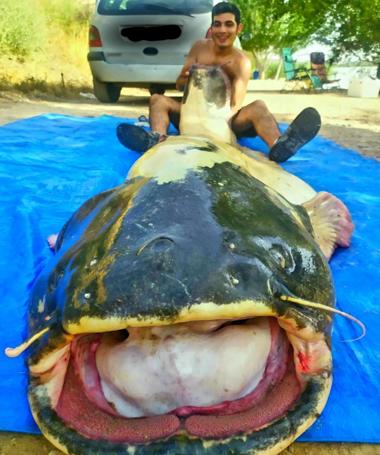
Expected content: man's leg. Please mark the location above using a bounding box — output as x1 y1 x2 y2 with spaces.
231 100 280 145
117 95 181 153
231 101 321 163
149 94 181 135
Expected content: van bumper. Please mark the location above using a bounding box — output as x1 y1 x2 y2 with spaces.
88 55 182 86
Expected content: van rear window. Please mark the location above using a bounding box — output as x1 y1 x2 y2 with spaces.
98 0 213 15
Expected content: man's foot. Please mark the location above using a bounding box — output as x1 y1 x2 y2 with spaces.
116 123 162 153
269 107 321 163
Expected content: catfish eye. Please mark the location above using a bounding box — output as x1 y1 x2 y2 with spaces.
136 236 175 256
269 244 295 272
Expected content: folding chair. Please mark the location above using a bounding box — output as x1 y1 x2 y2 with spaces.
282 48 338 89
282 48 313 87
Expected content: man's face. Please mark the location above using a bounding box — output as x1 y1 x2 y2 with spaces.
210 12 243 48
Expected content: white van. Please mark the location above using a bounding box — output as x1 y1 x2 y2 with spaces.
88 0 217 102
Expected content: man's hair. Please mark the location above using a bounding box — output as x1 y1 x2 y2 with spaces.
211 2 241 24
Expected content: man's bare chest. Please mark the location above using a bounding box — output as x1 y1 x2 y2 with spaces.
195 53 237 80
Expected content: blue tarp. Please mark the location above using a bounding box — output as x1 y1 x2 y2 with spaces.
0 114 379 442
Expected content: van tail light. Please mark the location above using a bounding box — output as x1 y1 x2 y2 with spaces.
89 25 102 47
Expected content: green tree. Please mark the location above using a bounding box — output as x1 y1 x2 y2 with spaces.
231 0 331 77
315 0 380 63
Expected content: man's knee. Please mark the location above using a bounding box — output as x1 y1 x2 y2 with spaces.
247 99 269 114
234 100 269 125
149 93 167 109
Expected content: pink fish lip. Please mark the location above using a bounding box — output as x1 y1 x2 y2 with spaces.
29 316 332 444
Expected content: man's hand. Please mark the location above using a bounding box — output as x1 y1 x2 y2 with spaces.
176 69 190 91
175 40 204 91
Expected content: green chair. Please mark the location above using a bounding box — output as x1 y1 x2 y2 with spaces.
281 48 312 84
281 48 337 89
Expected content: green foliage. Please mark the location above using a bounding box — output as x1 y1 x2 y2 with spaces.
265 61 284 79
230 0 380 66
230 0 332 77
314 0 380 62
0 0 46 57
231 0 329 53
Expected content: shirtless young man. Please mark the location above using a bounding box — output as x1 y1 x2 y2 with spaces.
116 1 321 163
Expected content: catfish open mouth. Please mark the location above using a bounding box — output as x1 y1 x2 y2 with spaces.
29 317 332 446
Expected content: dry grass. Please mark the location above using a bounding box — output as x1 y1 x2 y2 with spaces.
0 2 92 99
0 52 92 99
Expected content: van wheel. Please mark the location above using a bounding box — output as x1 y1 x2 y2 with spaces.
149 85 166 96
93 80 121 103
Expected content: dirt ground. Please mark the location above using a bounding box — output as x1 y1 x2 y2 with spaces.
0 88 379 454
1 88 379 159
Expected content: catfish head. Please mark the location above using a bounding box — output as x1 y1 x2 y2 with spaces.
22 156 337 455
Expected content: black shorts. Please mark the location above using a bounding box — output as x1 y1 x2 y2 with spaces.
230 109 258 138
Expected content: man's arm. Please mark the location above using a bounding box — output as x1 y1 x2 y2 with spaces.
176 40 204 91
229 56 252 116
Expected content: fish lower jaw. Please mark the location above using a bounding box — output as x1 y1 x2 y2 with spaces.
29 316 332 451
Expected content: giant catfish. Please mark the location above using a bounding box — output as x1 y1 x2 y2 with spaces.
7 65 355 455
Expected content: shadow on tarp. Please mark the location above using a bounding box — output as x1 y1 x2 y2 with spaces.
0 114 379 443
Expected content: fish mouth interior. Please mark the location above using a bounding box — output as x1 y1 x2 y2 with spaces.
31 317 330 444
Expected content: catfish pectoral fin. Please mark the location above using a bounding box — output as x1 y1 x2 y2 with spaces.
302 191 354 259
